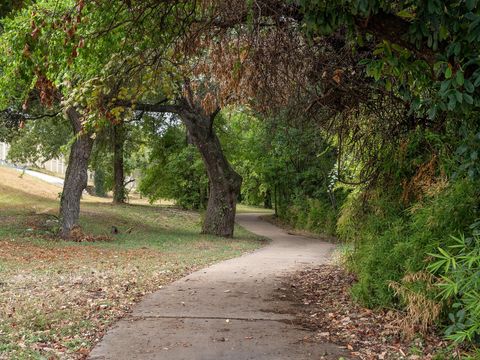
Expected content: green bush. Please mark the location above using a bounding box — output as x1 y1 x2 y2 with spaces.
341 179 480 308
140 145 208 210
277 191 346 236
305 198 338 235
139 126 208 210
405 179 480 272
348 211 408 307
337 188 364 243
428 228 480 346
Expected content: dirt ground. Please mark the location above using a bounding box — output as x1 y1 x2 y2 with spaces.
277 265 451 360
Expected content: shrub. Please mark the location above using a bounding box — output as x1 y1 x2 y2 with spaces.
341 178 480 308
336 188 364 243
140 145 208 210
389 272 442 337
277 191 345 236
406 179 480 272
428 228 480 346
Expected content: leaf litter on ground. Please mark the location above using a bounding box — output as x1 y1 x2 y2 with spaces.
277 265 452 360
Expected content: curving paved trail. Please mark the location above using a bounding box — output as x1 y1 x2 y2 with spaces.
88 213 348 360
14 167 65 187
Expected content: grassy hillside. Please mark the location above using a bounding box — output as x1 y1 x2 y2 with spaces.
0 166 265 359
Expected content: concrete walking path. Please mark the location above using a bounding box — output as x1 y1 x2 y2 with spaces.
14 167 64 187
88 213 347 360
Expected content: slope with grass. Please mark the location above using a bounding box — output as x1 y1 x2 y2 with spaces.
0 166 265 359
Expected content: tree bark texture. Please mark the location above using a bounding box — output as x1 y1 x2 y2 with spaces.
112 122 126 204
59 108 94 238
178 104 242 237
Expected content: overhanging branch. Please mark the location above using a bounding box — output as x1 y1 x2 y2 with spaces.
115 100 180 114
0 108 62 123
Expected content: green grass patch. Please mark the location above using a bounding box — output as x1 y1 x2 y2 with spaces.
236 203 274 214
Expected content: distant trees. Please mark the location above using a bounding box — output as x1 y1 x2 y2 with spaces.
3 115 70 165
139 120 208 210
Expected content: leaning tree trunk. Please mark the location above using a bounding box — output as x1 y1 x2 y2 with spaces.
112 122 126 204
179 107 242 237
59 108 94 238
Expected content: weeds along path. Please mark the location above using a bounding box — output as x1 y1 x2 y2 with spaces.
89 213 347 360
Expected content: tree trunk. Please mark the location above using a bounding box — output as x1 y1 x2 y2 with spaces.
274 185 278 217
264 188 272 209
59 108 94 238
112 122 126 204
178 106 242 237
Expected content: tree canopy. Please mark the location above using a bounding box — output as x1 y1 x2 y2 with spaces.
1 0 480 352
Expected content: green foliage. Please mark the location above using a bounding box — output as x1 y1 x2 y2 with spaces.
280 194 344 236
220 110 273 207
454 121 480 180
220 108 341 235
341 188 408 307
406 179 480 270
88 120 146 199
139 125 208 210
93 167 106 197
0 0 191 132
0 0 27 19
6 117 71 164
336 188 364 243
342 178 480 308
428 229 480 346
297 2 480 326
299 0 480 119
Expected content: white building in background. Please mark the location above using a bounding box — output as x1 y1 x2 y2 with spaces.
0 142 10 163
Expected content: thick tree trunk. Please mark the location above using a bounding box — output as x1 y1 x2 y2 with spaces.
112 122 126 204
178 107 242 237
59 108 94 238
131 95 241 236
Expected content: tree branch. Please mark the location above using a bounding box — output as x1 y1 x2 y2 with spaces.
115 99 181 114
356 11 437 65
0 108 62 121
208 107 221 136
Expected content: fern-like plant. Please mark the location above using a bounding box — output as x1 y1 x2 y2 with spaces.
428 224 480 346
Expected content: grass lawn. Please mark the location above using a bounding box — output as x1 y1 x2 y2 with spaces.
236 203 274 214
0 166 265 359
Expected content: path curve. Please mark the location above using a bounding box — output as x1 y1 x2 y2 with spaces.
88 213 347 360
15 167 64 187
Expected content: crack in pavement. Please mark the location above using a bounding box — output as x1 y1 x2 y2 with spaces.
126 315 295 323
